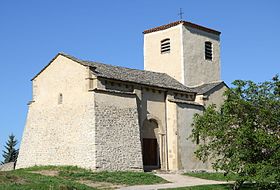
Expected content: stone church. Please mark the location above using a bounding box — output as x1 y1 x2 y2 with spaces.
16 20 227 171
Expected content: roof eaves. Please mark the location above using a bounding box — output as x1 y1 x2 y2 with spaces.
195 81 226 95
143 20 221 35
183 21 221 35
96 76 195 93
168 98 204 107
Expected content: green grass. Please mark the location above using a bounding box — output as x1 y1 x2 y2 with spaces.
0 169 94 190
184 172 238 181
164 184 258 190
0 166 167 190
59 169 167 185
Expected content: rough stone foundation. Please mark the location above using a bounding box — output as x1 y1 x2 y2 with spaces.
94 92 143 170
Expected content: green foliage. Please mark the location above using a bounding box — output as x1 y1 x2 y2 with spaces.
2 134 19 164
184 172 238 181
190 75 280 190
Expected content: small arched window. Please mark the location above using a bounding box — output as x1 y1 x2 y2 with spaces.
205 41 213 60
58 93 63 104
161 38 170 54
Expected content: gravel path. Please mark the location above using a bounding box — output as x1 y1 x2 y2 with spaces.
119 173 230 190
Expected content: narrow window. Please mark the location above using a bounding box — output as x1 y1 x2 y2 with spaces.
196 133 200 145
58 93 63 104
205 41 212 60
161 38 170 53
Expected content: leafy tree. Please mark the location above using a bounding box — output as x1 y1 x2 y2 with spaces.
2 134 19 164
191 75 280 190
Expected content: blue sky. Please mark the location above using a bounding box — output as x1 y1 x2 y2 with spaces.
0 1 279 161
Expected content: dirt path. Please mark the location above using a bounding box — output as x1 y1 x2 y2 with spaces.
119 173 230 190
79 180 125 189
30 170 60 176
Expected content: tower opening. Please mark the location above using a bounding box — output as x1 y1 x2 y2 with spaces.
160 38 170 54
205 41 213 61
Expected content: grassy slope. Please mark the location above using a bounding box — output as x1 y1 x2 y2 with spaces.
0 170 93 190
0 166 167 190
57 166 166 185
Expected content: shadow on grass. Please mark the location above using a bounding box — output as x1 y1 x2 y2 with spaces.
164 184 258 190
184 172 237 181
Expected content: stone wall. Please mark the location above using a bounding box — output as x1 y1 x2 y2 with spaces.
204 84 227 108
166 98 179 171
144 25 184 83
183 25 220 86
0 162 15 171
94 91 143 171
176 103 212 171
16 55 97 170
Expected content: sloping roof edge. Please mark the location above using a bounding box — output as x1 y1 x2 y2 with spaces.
31 52 92 81
143 20 221 35
191 81 229 95
31 53 60 81
168 98 203 106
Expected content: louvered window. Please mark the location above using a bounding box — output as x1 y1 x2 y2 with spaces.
161 38 170 54
205 41 212 60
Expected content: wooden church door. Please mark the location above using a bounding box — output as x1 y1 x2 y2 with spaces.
143 138 158 166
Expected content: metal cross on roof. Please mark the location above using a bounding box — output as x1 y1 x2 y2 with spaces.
178 8 184 20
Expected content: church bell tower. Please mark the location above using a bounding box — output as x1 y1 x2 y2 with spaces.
143 20 221 86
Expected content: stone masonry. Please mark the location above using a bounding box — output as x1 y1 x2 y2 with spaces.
0 162 15 171
94 92 143 170
16 56 97 170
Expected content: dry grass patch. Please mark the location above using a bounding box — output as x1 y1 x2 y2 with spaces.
30 170 60 177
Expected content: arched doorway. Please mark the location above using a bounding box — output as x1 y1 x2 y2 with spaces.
142 119 160 170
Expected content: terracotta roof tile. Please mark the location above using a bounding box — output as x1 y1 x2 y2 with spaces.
143 20 221 35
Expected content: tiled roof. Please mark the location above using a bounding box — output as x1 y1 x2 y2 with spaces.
190 81 225 94
40 53 195 93
32 53 227 94
143 20 221 35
